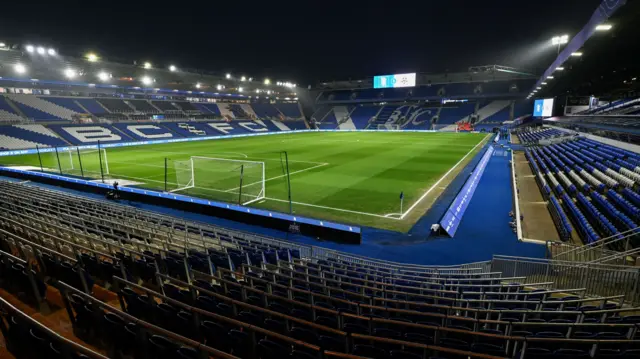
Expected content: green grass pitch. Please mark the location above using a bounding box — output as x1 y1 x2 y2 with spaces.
0 132 489 232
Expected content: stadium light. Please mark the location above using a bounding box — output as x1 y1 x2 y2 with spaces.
541 82 548 85
238 87 243 93
25 45 35 53
143 62 152 69
141 76 153 85
536 87 542 90
195 83 201 89
169 65 177 72
0 42 5 48
226 73 231 79
255 89 260 93
555 67 565 71
267 90 271 95
47 48 56 55
264 78 271 85
595 24 612 31
97 71 111 81
547 76 554 79
36 46 45 55
14 63 26 74
241 76 246 82
216 84 223 90
64 68 77 79
86 53 98 62
571 52 583 57
551 35 569 45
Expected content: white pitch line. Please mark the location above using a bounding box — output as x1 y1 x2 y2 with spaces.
399 135 489 219
264 197 397 220
225 162 329 192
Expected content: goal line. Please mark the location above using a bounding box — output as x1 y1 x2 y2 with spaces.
169 156 266 206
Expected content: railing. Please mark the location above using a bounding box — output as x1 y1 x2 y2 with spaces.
549 226 640 264
491 255 640 306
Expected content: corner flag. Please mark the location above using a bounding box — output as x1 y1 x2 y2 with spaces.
399 191 404 200
399 191 404 214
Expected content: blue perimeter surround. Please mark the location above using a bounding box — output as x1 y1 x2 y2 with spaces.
0 166 359 235
440 144 495 236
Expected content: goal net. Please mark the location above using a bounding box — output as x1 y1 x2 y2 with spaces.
50 147 109 177
170 156 265 205
377 124 401 131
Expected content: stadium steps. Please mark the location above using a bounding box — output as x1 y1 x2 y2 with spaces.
310 106 331 122
1 96 27 120
7 94 78 121
216 103 235 119
332 106 351 129
0 109 24 123
240 104 258 119
0 134 46 150
270 119 291 131
470 100 512 124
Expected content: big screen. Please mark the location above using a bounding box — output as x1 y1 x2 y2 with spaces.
373 73 416 89
533 98 554 117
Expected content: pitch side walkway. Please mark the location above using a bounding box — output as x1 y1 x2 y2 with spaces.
0 138 545 266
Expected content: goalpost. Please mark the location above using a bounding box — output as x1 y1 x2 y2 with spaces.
170 156 265 206
51 147 109 177
377 124 401 131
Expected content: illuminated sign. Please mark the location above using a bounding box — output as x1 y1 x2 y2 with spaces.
373 73 416 89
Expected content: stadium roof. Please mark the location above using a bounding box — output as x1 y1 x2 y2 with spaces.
530 0 639 99
0 47 299 99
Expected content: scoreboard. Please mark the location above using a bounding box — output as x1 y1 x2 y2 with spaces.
373 73 416 89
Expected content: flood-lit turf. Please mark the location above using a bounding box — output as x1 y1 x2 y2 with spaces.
0 131 488 231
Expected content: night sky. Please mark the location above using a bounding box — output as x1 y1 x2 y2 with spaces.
0 0 602 86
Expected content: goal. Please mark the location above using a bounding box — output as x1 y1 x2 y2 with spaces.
52 147 109 177
170 156 265 206
377 124 401 131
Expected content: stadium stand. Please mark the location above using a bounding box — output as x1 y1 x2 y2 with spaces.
1 179 640 359
520 131 640 250
4 94 67 121
97 98 135 113
76 98 110 115
0 96 25 123
151 100 182 113
252 103 283 120
128 99 161 113
40 96 88 113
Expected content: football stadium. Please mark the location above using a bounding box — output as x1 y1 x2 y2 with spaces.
0 1 640 358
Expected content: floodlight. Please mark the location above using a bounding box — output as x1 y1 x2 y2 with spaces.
47 48 56 55
169 65 177 72
86 53 98 62
536 87 542 90
238 87 243 92
541 82 547 85
241 76 246 82
595 24 612 31
0 42 5 47
143 62 152 69
255 89 260 93
64 68 77 79
196 83 201 89
547 76 554 79
264 78 271 85
555 67 565 71
551 35 569 45
97 72 110 81
14 63 26 74
226 73 231 79
141 76 153 85
216 84 223 90
571 52 583 57
25 45 34 53
37 46 45 55
267 90 271 95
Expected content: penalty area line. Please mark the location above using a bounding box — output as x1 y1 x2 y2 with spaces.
225 162 329 192
263 197 400 220
399 135 489 220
